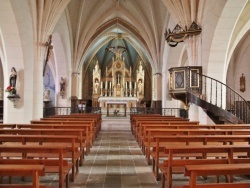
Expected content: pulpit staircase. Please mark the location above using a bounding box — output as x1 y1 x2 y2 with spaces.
169 67 250 124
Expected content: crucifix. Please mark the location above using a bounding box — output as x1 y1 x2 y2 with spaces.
106 46 127 60
43 35 53 76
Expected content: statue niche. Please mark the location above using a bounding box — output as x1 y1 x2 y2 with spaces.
136 61 145 101
92 61 101 107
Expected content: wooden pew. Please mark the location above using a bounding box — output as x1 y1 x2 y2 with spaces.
0 145 69 188
142 128 250 164
131 115 185 132
131 117 189 134
152 135 250 181
138 124 250 150
0 134 79 183
47 114 102 132
30 120 98 140
16 124 92 154
40 117 101 134
0 129 85 177
0 124 16 129
163 145 250 188
130 114 162 122
0 164 45 188
0 159 69 188
180 164 250 188
48 113 101 121
137 121 200 146
50 113 102 128
138 124 250 142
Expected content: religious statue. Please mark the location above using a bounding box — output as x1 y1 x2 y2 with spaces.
138 79 143 94
60 77 65 92
92 60 101 96
136 61 145 99
93 62 99 74
59 77 66 97
94 79 99 94
5 67 17 95
10 67 17 88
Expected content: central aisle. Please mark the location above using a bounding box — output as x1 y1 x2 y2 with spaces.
72 116 160 188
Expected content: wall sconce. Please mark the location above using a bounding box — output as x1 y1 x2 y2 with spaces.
164 21 202 47
7 94 20 108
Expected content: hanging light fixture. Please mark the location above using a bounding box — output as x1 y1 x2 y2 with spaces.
165 21 202 47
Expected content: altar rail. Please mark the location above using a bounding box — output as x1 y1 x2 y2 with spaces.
43 107 101 117
43 107 187 118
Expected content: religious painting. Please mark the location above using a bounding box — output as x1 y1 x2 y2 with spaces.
240 73 245 92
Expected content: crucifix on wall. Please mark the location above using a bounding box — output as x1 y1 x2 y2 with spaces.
43 35 53 76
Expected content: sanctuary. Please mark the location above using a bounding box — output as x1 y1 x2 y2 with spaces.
92 49 145 116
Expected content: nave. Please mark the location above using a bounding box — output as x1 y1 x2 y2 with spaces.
70 116 160 188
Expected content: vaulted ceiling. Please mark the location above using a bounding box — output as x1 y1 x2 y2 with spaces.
65 0 168 73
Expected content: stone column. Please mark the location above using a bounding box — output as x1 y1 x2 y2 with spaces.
152 73 162 109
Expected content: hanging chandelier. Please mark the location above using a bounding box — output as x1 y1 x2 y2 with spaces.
164 21 202 47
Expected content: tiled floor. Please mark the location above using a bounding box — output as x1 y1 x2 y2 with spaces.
69 116 250 188
70 116 160 188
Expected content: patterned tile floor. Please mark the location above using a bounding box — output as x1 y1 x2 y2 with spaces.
70 116 160 188
69 116 250 188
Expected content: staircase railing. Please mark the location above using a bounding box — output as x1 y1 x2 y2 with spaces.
189 72 250 123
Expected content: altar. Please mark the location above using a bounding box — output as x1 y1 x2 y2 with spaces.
98 97 138 116
91 49 145 109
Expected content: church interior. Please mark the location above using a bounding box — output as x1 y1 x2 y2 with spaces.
1 0 250 187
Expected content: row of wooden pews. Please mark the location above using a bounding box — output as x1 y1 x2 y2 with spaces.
0 113 102 188
131 114 250 188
